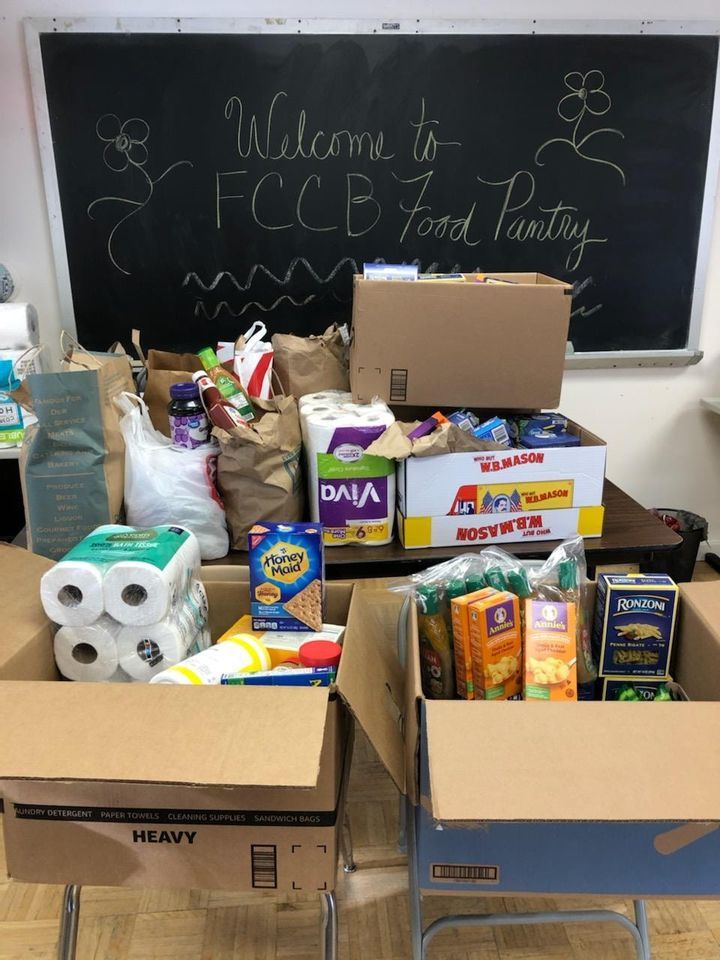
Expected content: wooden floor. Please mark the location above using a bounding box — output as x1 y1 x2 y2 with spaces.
2 562 719 960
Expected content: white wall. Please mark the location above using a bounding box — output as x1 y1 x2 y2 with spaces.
3 0 720 543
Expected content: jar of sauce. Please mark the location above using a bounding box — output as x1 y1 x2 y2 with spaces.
168 381 210 448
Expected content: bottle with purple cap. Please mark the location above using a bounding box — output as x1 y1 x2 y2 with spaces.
168 381 211 449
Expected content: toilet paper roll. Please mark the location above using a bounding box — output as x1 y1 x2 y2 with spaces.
300 403 395 546
54 617 121 681
0 302 38 350
299 390 351 412
103 530 200 626
117 618 193 681
41 562 106 626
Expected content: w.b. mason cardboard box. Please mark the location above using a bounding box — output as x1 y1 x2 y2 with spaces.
339 580 720 897
350 272 573 408
396 419 607 548
0 545 369 893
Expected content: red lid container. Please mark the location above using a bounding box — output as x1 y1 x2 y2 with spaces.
299 640 342 669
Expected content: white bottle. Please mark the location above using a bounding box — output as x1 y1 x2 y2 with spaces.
149 634 271 684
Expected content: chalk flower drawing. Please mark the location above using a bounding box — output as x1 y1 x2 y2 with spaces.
87 114 193 275
535 70 626 185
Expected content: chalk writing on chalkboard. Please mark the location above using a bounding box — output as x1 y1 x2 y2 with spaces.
535 70 626 185
37 30 717 352
86 114 193 275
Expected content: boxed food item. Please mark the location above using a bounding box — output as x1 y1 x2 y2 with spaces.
248 522 324 631
468 591 522 700
350 272 572 408
593 574 679 678
524 599 578 701
601 678 674 701
450 587 494 699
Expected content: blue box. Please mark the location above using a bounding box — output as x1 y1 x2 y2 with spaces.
248 522 324 631
592 574 679 677
415 705 720 896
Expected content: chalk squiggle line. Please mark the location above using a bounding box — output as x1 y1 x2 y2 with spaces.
183 257 471 296
184 257 359 293
193 293 318 320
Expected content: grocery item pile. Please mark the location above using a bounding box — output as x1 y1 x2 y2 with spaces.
395 536 679 702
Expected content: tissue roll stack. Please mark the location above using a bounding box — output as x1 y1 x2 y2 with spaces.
42 524 209 682
300 394 395 547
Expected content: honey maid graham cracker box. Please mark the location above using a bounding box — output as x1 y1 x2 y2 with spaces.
248 522 325 632
592 573 679 678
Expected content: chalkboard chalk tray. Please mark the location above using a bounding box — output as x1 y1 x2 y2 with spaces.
27 19 720 362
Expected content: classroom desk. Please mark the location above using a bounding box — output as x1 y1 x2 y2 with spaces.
222 479 682 579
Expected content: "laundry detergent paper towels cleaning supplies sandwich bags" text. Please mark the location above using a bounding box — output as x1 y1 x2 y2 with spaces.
40 524 208 682
300 394 395 546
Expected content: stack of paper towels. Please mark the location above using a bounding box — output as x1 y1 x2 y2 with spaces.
40 524 210 682
299 392 395 546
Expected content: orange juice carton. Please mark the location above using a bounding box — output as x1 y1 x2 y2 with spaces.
450 587 494 699
468 591 522 700
524 599 577 701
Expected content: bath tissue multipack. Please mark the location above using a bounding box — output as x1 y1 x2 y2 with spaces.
41 524 210 682
300 392 395 546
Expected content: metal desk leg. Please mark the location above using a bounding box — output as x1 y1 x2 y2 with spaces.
57 884 81 960
339 716 356 874
398 797 407 854
341 811 357 874
634 899 652 960
406 800 424 960
320 890 338 960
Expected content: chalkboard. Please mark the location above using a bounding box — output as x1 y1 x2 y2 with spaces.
31 24 720 357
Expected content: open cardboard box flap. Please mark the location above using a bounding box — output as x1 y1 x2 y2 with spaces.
425 700 720 823
0 681 329 788
0 554 341 789
337 586 409 793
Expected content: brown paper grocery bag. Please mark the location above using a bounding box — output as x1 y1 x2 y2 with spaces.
271 324 349 398
132 330 203 435
215 396 304 548
13 359 133 560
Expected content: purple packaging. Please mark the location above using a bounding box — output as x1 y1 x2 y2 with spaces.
407 412 446 440
520 430 580 449
313 420 395 545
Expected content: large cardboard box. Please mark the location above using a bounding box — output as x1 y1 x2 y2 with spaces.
340 580 720 897
0 546 356 893
350 273 572 408
398 422 606 517
396 419 607 548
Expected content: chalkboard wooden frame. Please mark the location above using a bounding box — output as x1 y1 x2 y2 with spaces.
24 17 720 367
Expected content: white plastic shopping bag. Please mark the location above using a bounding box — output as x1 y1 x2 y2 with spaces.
116 392 229 560
234 321 274 400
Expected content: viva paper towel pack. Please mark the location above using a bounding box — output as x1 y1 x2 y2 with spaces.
41 524 209 682
300 394 395 546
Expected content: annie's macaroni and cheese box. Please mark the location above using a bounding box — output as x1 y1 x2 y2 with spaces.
593 574 679 678
468 591 522 700
248 522 324 631
450 588 494 699
524 599 578 701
